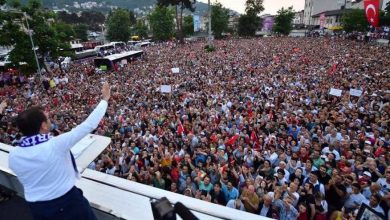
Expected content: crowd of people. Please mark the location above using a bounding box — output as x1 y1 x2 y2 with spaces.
0 37 389 220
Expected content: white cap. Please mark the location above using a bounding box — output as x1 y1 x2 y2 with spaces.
363 171 371 177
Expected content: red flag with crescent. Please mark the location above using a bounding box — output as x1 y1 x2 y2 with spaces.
364 0 380 27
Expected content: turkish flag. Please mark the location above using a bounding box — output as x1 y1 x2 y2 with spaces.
177 123 184 136
225 134 239 146
327 63 337 75
364 0 380 27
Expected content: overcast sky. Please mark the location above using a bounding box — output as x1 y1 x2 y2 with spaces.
198 0 305 15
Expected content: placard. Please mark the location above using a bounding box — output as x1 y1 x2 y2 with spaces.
171 68 180 74
329 88 342 97
121 59 127 65
160 85 172 93
350 89 363 97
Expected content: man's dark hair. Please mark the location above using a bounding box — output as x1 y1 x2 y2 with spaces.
16 107 47 136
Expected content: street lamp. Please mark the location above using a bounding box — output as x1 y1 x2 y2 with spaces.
208 0 212 46
100 24 106 44
23 12 42 78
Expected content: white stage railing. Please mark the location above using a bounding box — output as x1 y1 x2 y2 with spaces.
0 135 270 220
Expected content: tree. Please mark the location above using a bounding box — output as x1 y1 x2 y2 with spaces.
245 0 264 15
273 6 295 35
148 6 175 41
73 24 88 41
341 9 368 33
385 1 390 15
237 13 261 36
53 22 75 42
211 3 229 39
237 0 263 37
182 15 194 37
133 20 149 39
0 0 72 73
157 0 196 42
107 9 132 42
129 10 136 26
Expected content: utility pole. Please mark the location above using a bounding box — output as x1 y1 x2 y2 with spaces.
24 13 42 79
208 0 212 46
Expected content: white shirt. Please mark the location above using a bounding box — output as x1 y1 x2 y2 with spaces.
363 199 385 215
9 100 108 202
344 193 366 209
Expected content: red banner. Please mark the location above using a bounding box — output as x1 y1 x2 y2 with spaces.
364 0 380 27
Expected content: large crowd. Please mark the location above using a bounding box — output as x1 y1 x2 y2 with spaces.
0 37 389 220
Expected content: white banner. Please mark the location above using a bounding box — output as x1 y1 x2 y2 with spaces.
193 15 201 32
160 85 172 93
329 88 342 97
171 68 180 74
349 89 363 97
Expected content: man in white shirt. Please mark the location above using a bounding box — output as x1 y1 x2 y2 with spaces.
344 183 366 213
363 194 385 216
9 83 110 220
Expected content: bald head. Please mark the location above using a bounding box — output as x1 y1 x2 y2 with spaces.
263 194 272 206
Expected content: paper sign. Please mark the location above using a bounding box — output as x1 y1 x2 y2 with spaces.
171 68 180 73
121 59 127 65
160 85 172 93
329 88 342 97
349 89 362 97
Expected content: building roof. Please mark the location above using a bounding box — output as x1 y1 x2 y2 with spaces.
312 9 352 18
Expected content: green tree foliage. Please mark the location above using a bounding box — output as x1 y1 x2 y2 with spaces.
0 0 72 73
8 34 37 73
211 3 229 39
57 10 105 31
129 10 136 26
341 9 368 33
148 6 175 41
133 20 149 39
157 0 196 42
53 22 75 42
237 0 263 37
73 24 88 41
237 14 261 36
106 9 132 42
273 6 295 35
182 15 194 37
245 0 264 15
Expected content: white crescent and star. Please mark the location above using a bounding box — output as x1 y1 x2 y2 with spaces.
365 3 377 24
366 4 376 16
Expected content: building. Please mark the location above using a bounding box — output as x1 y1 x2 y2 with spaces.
228 14 240 31
293 10 305 26
304 0 390 28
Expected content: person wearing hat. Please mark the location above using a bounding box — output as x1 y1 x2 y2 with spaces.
344 183 366 213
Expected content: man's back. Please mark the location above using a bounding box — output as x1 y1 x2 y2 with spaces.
9 138 76 202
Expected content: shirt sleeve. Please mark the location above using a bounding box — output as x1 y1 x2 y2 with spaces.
290 205 299 219
52 100 108 154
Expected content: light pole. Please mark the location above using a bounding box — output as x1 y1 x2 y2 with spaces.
208 0 212 46
101 24 106 44
23 13 42 78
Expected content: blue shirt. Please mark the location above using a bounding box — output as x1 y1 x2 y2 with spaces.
221 183 239 201
274 199 299 220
